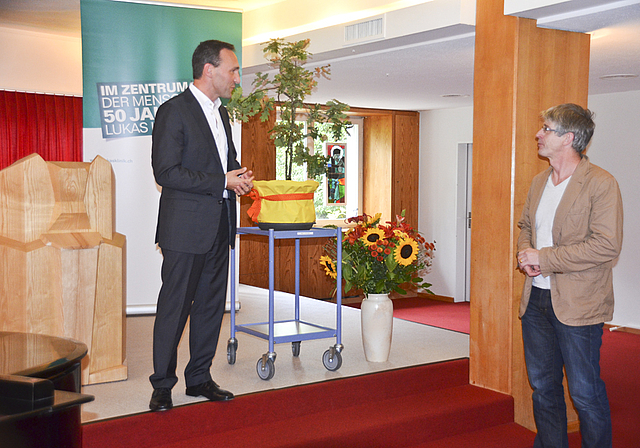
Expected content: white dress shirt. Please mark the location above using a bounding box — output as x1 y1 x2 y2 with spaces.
189 83 229 196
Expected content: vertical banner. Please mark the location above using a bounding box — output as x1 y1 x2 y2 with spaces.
81 0 242 312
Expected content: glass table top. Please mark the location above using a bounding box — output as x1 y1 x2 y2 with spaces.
0 331 87 378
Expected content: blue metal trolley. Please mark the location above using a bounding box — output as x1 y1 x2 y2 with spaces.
227 227 343 380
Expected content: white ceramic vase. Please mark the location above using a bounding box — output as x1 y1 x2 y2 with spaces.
360 293 393 362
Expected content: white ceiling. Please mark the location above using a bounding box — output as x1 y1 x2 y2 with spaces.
1 0 639 111
302 0 640 110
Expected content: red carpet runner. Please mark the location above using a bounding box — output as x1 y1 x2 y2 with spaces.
83 298 639 447
392 297 470 334
83 359 531 448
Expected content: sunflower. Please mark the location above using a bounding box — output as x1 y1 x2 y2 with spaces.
319 255 337 279
361 228 385 247
394 238 419 266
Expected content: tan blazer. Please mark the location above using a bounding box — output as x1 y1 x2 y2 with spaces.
517 155 623 326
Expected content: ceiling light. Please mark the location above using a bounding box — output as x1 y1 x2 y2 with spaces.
441 94 469 98
599 74 639 80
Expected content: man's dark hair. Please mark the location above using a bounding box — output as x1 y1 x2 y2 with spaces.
192 40 235 79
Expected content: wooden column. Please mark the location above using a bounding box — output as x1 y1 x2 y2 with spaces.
470 0 590 430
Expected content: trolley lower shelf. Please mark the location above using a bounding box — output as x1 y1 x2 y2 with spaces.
237 320 336 342
227 227 343 380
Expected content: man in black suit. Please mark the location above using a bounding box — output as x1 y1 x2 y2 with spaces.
149 40 254 411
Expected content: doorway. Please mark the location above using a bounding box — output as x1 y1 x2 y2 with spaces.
455 143 472 302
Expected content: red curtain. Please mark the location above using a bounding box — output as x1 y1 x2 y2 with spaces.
0 90 83 170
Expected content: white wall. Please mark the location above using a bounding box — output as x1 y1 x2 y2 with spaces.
419 94 640 328
587 91 640 330
0 26 82 95
418 106 473 300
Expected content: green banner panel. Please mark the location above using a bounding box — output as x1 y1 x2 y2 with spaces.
81 0 242 135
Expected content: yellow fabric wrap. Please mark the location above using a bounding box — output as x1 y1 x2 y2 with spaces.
247 180 319 225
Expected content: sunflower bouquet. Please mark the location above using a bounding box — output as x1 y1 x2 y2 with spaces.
320 212 435 295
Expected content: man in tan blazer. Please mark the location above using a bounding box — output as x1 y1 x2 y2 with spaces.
517 103 623 448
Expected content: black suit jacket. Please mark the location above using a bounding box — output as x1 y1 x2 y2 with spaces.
152 88 241 253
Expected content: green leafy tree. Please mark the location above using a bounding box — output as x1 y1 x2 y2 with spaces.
227 38 352 180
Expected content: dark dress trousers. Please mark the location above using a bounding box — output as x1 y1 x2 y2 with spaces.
150 88 240 390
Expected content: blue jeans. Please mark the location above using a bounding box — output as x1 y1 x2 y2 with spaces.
521 287 612 448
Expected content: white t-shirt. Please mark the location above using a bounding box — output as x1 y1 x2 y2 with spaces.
532 174 571 289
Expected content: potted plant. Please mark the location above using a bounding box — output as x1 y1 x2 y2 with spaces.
227 39 352 230
227 38 353 181
320 212 436 361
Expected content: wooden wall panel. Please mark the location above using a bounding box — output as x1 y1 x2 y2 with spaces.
238 112 275 289
363 115 393 221
471 0 590 431
392 112 420 227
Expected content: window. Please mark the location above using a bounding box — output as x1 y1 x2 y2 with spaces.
275 117 363 224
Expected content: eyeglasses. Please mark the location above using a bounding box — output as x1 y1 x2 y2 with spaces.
541 124 560 134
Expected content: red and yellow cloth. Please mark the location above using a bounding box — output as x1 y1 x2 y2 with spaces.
247 180 319 225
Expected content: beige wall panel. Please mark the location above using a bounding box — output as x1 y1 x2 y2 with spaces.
85 156 116 238
40 232 103 249
0 244 28 331
0 155 126 385
90 234 127 384
0 154 55 243
47 163 89 213
363 114 393 221
26 245 64 336
60 247 98 346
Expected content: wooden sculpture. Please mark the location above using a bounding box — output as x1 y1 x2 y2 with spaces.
0 154 127 385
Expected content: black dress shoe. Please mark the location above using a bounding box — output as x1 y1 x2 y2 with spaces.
186 380 234 401
149 388 173 411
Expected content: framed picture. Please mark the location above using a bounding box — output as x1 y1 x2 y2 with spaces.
325 142 346 205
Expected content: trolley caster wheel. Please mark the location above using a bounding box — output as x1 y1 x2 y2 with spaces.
292 341 301 357
227 341 237 365
256 357 275 380
322 349 342 371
